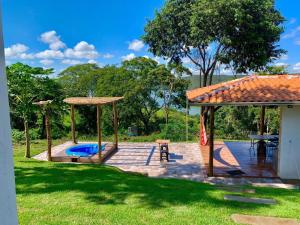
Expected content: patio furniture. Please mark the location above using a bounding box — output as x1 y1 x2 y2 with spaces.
248 135 279 165
266 141 278 161
156 139 170 162
249 135 278 151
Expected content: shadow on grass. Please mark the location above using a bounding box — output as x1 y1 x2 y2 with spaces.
14 161 288 210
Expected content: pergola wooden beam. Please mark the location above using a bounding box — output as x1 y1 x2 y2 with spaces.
97 105 102 161
70 104 77 144
113 102 118 148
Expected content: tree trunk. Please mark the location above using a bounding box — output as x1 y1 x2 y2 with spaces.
24 120 30 158
165 106 169 125
45 110 52 161
199 70 202 88
143 118 151 135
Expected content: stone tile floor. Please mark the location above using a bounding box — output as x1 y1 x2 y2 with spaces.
33 141 297 189
105 142 206 182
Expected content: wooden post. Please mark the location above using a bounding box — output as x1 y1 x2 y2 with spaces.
199 107 203 146
259 106 266 135
45 109 52 161
97 105 102 162
113 102 118 149
71 105 77 144
258 105 266 165
208 106 215 177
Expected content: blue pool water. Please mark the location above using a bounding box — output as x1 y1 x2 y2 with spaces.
66 144 106 157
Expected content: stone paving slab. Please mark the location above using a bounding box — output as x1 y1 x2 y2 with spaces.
231 214 300 225
224 195 276 205
216 186 256 194
105 142 206 182
206 177 292 189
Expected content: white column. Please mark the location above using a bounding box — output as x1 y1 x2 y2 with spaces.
0 4 18 225
278 106 300 179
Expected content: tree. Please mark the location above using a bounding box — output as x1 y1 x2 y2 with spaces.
7 63 53 158
58 63 102 135
258 65 288 75
143 0 285 87
58 63 100 97
95 57 188 134
149 63 188 124
143 0 285 127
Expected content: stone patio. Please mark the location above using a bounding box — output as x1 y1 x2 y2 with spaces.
33 141 297 188
105 142 207 181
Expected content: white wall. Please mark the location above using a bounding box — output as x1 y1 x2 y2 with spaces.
0 3 18 225
278 106 300 180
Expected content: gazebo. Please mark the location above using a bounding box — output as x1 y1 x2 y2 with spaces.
63 97 124 163
187 75 300 179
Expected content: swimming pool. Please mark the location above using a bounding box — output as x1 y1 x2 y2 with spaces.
65 144 106 157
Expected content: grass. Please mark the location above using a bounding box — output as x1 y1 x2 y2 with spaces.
14 140 300 225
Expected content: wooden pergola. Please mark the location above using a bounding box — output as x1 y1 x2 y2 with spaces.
63 97 123 162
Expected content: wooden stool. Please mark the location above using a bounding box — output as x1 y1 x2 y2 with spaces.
156 139 170 162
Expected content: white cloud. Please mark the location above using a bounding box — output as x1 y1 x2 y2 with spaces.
35 50 64 59
293 62 300 71
103 53 114 59
5 43 30 58
282 26 300 39
121 53 136 61
128 39 144 51
40 31 66 50
64 41 99 59
62 59 83 65
274 62 288 67
87 59 97 64
40 59 54 66
19 53 35 59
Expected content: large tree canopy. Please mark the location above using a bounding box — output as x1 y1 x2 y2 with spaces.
96 57 188 134
143 0 285 87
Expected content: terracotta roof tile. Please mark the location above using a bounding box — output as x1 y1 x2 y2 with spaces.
187 75 300 105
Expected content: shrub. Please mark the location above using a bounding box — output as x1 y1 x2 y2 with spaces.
12 129 24 143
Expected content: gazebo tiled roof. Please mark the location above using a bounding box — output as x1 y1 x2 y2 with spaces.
187 75 300 105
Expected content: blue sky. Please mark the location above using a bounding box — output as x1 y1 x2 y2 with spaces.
2 0 300 75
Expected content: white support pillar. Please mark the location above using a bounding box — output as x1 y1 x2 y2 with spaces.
0 5 18 225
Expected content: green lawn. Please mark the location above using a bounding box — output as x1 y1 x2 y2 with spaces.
14 140 300 225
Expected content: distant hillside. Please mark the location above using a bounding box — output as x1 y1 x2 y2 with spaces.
184 75 246 90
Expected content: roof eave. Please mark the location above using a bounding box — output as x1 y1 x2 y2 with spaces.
188 101 300 107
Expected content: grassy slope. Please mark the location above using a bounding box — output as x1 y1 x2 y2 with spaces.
15 140 300 225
